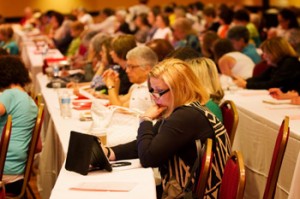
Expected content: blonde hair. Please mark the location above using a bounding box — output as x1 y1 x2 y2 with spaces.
149 58 209 117
261 37 298 63
187 57 224 104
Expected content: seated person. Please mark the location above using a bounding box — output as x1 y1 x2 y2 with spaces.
47 11 73 54
232 8 261 47
103 58 231 198
0 56 38 195
187 57 224 122
212 38 255 79
234 37 300 90
146 39 174 62
172 17 201 53
99 46 158 113
134 13 150 44
104 34 136 95
66 33 111 88
65 21 85 57
0 24 19 55
227 25 261 64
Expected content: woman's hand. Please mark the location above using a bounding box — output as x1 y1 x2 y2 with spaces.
142 104 167 120
269 88 299 100
233 76 247 88
102 69 120 90
291 96 300 105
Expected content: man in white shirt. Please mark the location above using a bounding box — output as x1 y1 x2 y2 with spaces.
102 46 158 113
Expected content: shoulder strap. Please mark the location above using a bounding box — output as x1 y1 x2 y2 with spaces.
182 139 202 193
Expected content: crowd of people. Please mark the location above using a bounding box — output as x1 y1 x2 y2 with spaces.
0 0 300 198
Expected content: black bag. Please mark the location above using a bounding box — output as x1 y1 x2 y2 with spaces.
65 131 112 175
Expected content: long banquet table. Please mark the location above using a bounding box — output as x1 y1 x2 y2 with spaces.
13 27 64 92
225 89 300 199
36 74 156 199
35 68 300 199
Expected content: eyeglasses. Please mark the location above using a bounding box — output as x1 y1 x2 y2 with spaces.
149 88 170 99
126 64 140 70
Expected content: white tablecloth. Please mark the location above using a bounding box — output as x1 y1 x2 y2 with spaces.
225 89 300 199
50 160 156 199
288 151 300 199
36 73 155 199
14 28 64 92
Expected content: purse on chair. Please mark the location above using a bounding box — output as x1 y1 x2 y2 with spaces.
162 140 202 199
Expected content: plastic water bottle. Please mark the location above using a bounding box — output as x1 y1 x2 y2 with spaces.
53 64 60 78
60 91 72 118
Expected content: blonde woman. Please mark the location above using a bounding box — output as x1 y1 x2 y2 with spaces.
104 58 231 198
187 57 224 121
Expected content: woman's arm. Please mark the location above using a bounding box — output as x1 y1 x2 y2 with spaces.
218 55 235 77
137 107 213 167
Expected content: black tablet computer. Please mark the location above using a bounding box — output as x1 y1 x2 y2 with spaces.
65 131 112 175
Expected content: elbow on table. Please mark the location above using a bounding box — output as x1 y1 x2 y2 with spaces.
139 156 160 168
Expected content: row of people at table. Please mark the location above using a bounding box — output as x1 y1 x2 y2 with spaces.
3 2 299 57
65 32 299 106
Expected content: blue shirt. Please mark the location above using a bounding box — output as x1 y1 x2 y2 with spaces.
0 89 37 174
2 40 19 55
242 44 261 64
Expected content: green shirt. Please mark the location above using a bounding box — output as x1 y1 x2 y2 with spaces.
205 99 223 122
66 37 81 57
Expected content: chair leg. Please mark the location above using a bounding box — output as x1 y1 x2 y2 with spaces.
27 185 36 199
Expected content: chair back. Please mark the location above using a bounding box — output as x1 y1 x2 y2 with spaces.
7 104 44 199
0 115 12 181
219 151 246 199
252 60 271 77
194 138 213 198
263 116 290 199
220 100 239 145
34 93 43 106
0 181 5 199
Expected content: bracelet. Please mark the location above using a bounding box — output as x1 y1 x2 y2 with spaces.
107 85 115 90
105 147 111 159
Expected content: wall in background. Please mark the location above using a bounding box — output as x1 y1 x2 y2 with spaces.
0 0 299 17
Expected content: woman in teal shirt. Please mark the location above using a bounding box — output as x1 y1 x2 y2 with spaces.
0 56 37 194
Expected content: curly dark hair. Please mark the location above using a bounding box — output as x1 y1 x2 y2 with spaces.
0 55 31 89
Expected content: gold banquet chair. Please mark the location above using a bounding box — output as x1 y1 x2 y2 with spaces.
7 104 45 199
219 151 246 199
220 100 239 146
0 115 12 181
263 116 290 199
194 138 213 198
0 181 6 199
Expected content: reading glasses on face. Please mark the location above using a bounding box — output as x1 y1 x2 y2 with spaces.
149 88 170 98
